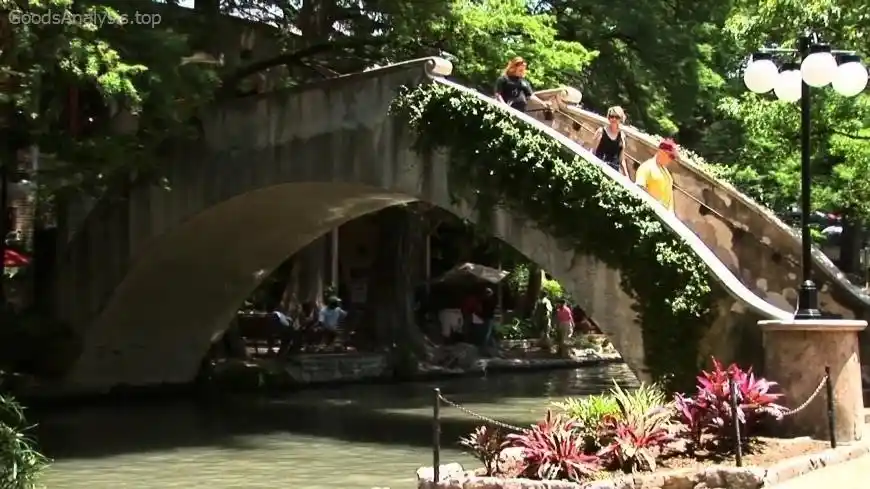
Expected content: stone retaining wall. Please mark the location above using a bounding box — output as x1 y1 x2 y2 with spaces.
283 353 388 383
417 441 870 489
211 351 624 391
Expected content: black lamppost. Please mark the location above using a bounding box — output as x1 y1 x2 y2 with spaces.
743 33 868 319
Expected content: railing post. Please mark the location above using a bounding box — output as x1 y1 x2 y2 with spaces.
729 374 743 467
825 366 836 449
433 387 441 483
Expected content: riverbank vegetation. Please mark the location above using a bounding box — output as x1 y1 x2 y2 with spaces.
0 394 49 488
457 358 816 482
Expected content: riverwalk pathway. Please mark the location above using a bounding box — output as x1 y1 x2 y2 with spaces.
773 453 870 487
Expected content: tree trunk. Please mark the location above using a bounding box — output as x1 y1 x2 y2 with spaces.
279 255 299 310
364 205 427 378
839 214 863 275
519 264 543 319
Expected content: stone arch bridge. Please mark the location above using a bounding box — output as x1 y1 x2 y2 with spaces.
51 58 788 393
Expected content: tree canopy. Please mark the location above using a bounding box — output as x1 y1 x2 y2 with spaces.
1 0 869 262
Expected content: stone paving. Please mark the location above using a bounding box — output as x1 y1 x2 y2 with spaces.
772 419 870 488
772 453 870 487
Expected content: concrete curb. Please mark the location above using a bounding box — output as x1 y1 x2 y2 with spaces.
761 440 870 486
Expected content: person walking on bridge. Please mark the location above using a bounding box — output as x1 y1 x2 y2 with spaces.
590 106 628 176
494 56 550 113
635 139 678 213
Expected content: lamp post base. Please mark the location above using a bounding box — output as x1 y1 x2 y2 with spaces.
759 319 867 442
794 279 822 319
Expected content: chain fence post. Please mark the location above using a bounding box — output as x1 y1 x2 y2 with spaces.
433 387 442 483
824 366 836 449
728 373 743 467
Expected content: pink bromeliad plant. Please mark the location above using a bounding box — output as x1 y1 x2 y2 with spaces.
674 357 787 451
505 410 600 482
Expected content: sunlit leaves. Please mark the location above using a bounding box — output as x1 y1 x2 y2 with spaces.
0 394 49 488
438 0 596 90
708 0 870 226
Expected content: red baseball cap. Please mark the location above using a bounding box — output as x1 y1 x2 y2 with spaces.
658 139 678 158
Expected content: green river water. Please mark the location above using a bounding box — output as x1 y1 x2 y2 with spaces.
34 363 636 489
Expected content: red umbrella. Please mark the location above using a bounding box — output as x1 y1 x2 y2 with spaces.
3 249 30 267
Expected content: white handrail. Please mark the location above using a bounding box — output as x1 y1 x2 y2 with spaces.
559 101 870 306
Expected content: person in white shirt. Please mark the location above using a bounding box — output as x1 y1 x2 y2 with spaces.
318 296 348 346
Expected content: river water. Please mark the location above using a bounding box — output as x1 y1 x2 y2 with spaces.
34 364 636 489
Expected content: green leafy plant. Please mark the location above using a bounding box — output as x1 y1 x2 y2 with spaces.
459 425 506 476
597 405 673 473
552 394 619 449
541 278 564 300
0 395 49 489
390 82 717 390
609 382 668 424
505 410 600 482
596 382 673 473
495 318 537 340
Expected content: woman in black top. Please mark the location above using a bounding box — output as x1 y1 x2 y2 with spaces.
590 106 629 176
494 57 549 113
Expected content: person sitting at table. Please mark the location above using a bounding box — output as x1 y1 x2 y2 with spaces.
318 296 348 347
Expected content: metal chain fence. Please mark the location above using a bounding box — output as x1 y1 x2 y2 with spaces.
430 366 837 480
781 372 829 417
435 394 526 433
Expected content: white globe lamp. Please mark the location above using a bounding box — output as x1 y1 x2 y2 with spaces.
800 44 838 87
832 55 868 97
744 54 779 94
774 66 803 102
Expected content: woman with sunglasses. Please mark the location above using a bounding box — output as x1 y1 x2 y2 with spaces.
590 106 628 176
494 56 549 113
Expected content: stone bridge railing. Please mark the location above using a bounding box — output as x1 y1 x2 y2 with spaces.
534 87 870 362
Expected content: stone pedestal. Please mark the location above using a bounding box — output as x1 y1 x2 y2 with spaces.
759 319 867 443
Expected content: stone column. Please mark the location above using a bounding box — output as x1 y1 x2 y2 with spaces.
759 319 867 443
329 228 339 292
298 235 326 303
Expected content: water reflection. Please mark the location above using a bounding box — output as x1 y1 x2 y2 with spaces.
36 364 636 489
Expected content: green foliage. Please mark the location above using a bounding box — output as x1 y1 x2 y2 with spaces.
505 264 564 299
608 381 669 427
715 90 870 220
541 278 564 300
504 264 531 296
702 0 870 226
0 395 49 489
539 0 735 141
1 0 220 193
438 0 597 90
391 82 717 390
495 317 537 340
551 394 619 448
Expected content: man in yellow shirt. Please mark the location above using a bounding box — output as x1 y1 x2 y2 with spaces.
635 139 678 212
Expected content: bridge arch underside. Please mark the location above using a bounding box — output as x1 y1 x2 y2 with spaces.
72 182 418 389
64 175 650 391
63 180 762 392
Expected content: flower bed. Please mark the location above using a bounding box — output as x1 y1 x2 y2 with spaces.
417 358 859 489
417 439 870 489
